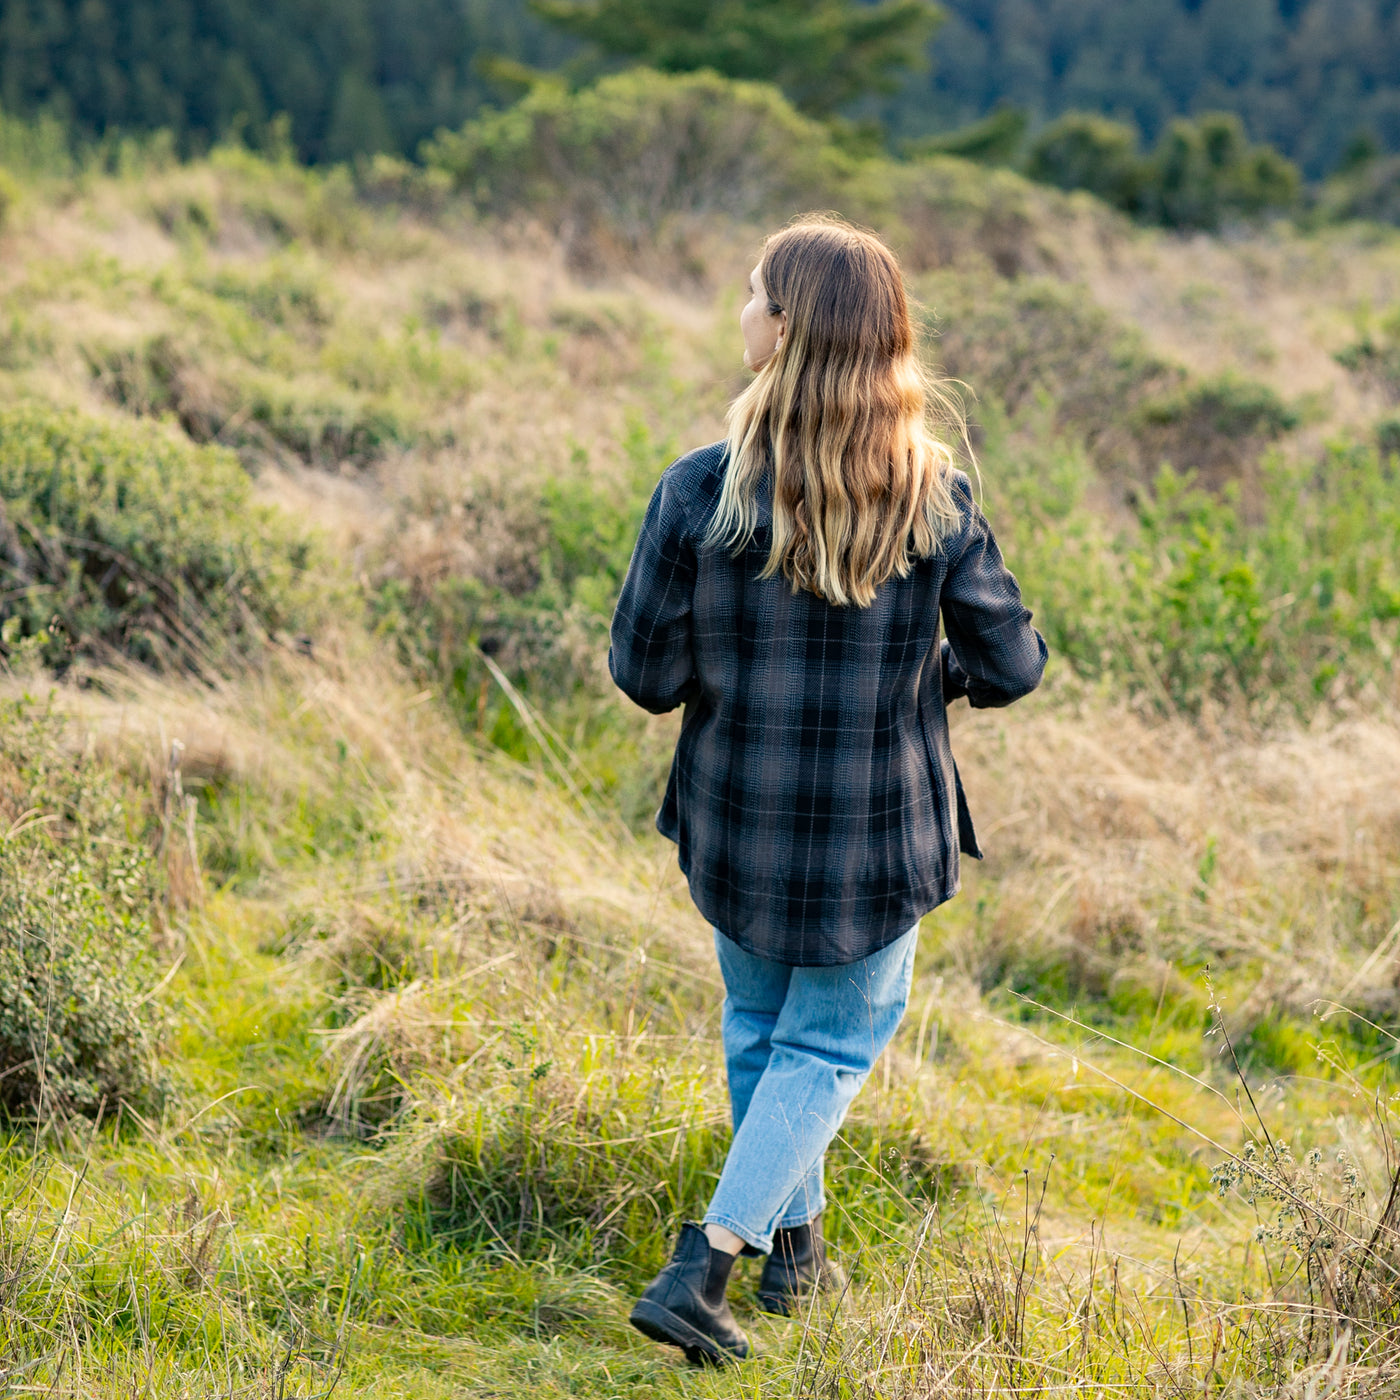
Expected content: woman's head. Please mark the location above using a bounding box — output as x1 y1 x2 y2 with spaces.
713 216 964 608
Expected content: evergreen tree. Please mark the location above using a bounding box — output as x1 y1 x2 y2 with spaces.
527 0 942 115
0 0 571 161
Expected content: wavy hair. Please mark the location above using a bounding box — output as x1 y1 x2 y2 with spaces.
707 216 965 608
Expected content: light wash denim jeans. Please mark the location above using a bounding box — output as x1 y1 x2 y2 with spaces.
702 923 920 1254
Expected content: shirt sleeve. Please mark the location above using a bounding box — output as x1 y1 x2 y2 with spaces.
608 468 701 715
940 478 1048 709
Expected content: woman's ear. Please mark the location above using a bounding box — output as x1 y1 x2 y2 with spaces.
775 310 788 350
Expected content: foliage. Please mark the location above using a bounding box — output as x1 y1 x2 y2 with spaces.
1335 306 1400 405
918 269 1175 452
423 68 847 262
0 405 320 673
1025 112 1142 210
989 425 1400 715
1134 373 1299 482
907 104 1027 165
1145 112 1300 231
1315 153 1400 228
0 0 572 164
1020 109 1300 231
0 698 166 1117
883 0 1400 181
529 0 940 116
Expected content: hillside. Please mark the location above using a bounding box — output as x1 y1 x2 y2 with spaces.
1 90 1400 1395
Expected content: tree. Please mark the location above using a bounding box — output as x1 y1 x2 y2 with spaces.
911 104 1027 164
1026 112 1144 211
526 0 943 116
1147 111 1299 231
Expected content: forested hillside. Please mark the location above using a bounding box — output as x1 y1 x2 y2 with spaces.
897 0 1400 175
3 0 1400 176
0 0 570 160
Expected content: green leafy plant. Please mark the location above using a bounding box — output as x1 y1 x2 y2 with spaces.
422 68 848 264
1145 112 1300 232
0 698 167 1118
1025 111 1144 211
0 404 322 673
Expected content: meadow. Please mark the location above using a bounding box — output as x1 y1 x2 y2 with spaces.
1 77 1400 1396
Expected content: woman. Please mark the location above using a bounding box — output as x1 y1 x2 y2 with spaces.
609 216 1046 1365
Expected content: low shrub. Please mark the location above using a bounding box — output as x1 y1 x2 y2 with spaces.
919 269 1175 457
88 335 410 469
0 404 321 672
883 156 1062 278
0 697 166 1117
1019 108 1300 232
1379 415 1400 459
1025 112 1143 211
1134 374 1299 485
423 69 848 268
371 424 664 738
1313 153 1400 228
1145 113 1300 232
987 416 1400 714
1334 307 1400 404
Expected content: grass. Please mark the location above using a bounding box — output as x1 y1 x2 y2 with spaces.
0 133 1399 1395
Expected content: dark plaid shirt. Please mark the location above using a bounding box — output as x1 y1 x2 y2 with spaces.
609 442 1046 966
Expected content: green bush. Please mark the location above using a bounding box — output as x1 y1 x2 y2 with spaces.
422 69 848 264
1145 113 1300 232
1314 154 1400 228
0 404 320 672
1025 112 1143 211
1134 374 1299 482
1019 109 1299 232
0 697 166 1117
1379 416 1400 459
919 269 1174 451
987 416 1400 714
1334 308 1400 403
0 166 19 230
911 106 1028 166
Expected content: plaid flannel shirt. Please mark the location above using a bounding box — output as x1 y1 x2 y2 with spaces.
609 442 1047 966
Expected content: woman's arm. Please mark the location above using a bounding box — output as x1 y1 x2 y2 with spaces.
609 471 701 715
940 482 1048 709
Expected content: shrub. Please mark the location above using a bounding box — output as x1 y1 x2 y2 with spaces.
919 269 1174 454
1134 373 1299 484
912 107 1028 166
1144 113 1300 232
883 157 1059 277
0 697 166 1117
0 404 320 672
1379 416 1400 459
1334 308 1400 404
1314 153 1400 228
0 166 19 230
422 69 848 266
982 409 1400 715
1025 112 1144 212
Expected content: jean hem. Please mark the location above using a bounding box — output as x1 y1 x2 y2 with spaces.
775 1200 824 1230
702 1212 771 1254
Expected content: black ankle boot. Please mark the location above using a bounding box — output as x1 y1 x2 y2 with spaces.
756 1218 846 1317
629 1222 751 1365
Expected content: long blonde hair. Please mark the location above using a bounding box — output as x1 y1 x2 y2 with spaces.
708 216 964 608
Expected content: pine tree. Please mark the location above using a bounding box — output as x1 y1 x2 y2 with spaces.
528 0 942 115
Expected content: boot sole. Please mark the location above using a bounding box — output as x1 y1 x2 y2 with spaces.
629 1298 745 1367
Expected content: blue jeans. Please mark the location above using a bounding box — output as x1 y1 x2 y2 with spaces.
703 924 919 1254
